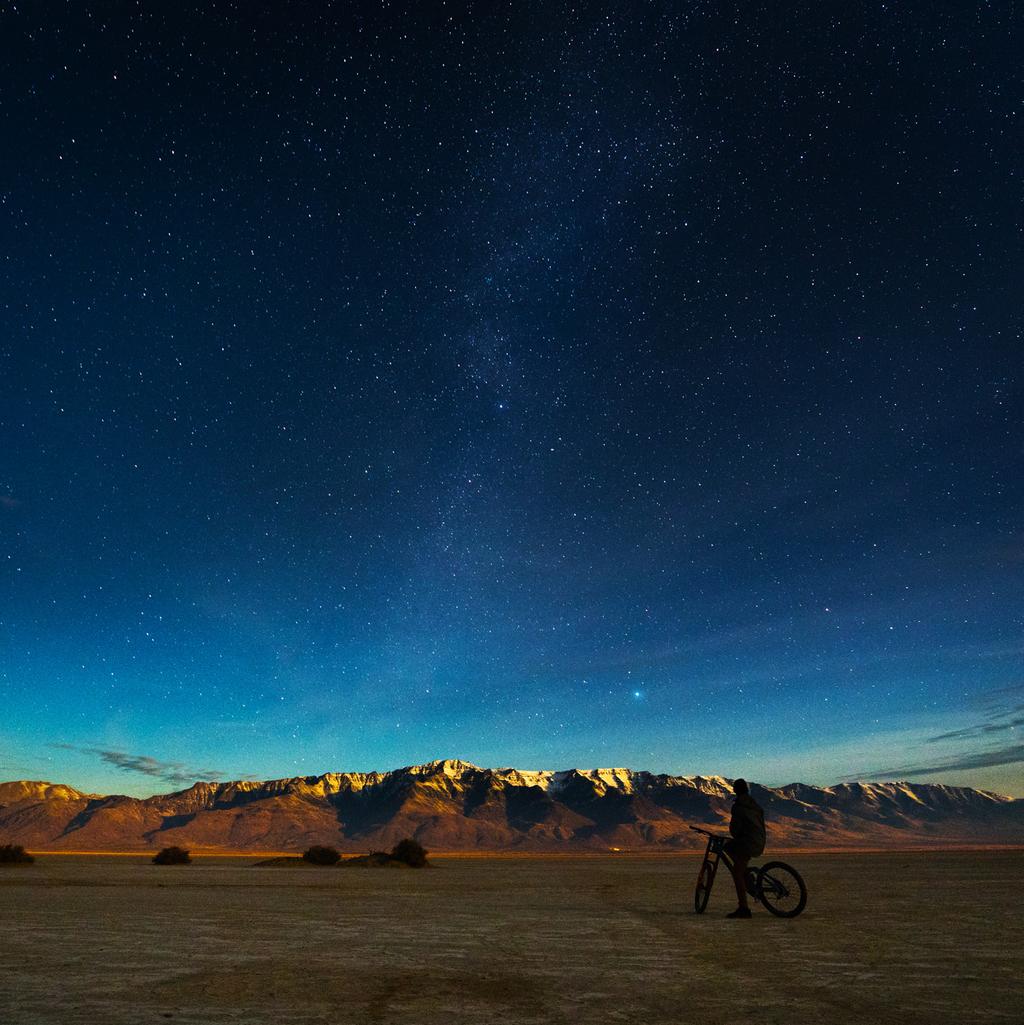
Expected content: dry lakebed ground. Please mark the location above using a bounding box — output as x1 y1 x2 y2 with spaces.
2 851 1022 1025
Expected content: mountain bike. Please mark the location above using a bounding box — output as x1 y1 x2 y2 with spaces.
691 826 807 918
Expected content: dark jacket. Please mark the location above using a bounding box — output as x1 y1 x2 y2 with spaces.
729 793 766 857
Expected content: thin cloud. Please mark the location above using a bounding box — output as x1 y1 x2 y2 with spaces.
972 682 1024 711
923 684 1024 745
844 742 1024 781
982 682 1024 698
929 716 1024 743
0 495 20 509
53 744 224 787
845 683 1024 783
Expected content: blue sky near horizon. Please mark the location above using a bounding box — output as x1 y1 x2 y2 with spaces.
1 3 1022 799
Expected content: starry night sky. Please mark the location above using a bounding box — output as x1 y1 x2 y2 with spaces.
2 3 1022 797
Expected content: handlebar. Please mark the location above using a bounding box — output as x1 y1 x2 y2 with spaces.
690 826 729 839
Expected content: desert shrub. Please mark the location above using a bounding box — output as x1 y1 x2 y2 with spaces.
302 845 341 866
0 844 34 865
390 837 428 867
152 846 191 865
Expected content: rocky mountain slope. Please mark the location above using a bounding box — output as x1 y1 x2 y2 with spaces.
1 759 1021 852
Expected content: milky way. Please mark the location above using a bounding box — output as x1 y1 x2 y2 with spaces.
1 3 1021 796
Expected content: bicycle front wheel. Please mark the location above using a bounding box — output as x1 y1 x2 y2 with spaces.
694 858 715 914
757 861 807 918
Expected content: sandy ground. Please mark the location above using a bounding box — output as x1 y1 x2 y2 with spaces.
1 852 1022 1025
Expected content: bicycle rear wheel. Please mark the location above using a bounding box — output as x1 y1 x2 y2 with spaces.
694 858 715 914
757 861 807 918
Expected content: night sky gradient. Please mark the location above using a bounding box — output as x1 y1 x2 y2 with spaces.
2 3 1022 797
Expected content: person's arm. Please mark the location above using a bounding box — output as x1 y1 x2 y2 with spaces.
729 802 740 839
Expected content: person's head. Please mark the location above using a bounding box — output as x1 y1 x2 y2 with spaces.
733 778 749 797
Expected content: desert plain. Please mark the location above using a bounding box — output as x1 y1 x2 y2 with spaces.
1 851 1022 1025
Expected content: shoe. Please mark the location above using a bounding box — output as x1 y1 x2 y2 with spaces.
726 907 752 918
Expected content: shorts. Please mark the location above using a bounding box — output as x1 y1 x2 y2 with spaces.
724 838 761 861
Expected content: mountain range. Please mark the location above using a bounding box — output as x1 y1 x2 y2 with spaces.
2 759 1022 852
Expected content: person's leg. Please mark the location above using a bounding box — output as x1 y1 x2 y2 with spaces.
727 849 750 910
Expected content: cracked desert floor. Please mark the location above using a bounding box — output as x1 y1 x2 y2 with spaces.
2 851 1022 1025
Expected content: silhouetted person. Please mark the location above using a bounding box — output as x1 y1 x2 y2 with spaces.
724 778 765 919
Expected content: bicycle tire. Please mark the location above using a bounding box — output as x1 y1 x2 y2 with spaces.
694 858 715 914
757 861 807 918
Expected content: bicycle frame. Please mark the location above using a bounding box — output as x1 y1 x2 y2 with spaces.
692 825 758 910
691 824 807 917
696 828 739 875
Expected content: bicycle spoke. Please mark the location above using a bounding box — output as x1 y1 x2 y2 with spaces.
755 862 807 917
